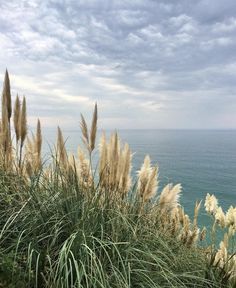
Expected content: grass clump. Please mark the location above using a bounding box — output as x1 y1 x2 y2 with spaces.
0 70 235 287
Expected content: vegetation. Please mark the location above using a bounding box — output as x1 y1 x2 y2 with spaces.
0 70 235 287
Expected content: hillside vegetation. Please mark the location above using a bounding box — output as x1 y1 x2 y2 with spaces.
0 70 235 287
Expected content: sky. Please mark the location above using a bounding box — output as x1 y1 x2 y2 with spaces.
0 0 236 130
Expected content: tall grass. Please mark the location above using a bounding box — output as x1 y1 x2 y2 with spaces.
0 70 235 287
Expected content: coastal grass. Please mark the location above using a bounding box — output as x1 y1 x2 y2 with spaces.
0 168 228 288
0 70 235 287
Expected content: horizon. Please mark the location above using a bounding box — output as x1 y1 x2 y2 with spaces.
37 127 236 131
1 1 236 130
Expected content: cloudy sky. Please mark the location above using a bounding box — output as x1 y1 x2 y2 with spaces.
0 0 236 130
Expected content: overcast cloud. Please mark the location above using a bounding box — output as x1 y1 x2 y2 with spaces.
0 0 236 129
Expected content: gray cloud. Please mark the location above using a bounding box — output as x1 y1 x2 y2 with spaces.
0 0 236 129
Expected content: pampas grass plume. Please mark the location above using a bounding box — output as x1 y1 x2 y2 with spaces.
57 126 67 169
159 183 182 210
80 114 89 150
20 96 27 144
36 119 42 157
2 69 12 121
90 103 97 152
215 206 226 228
119 143 132 194
137 155 158 201
214 237 228 268
143 166 158 201
204 193 218 215
193 201 201 227
99 132 108 179
13 94 21 142
226 206 236 226
137 155 151 197
2 92 9 134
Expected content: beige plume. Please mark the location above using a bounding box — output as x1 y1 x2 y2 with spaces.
35 119 42 169
13 95 21 142
204 193 218 215
159 183 182 210
80 114 89 150
57 126 67 170
20 97 27 144
2 69 12 122
137 155 158 201
99 132 108 182
90 103 97 152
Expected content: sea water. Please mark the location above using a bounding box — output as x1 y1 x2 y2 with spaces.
42 129 236 228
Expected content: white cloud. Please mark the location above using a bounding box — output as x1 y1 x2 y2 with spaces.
212 17 236 33
0 0 236 129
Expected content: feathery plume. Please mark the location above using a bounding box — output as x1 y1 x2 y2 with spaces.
228 225 236 237
159 183 182 210
204 193 218 215
68 153 77 170
186 227 200 247
143 166 158 201
98 132 132 195
35 119 42 170
67 153 79 177
90 103 97 152
214 235 228 268
24 136 34 177
80 114 89 150
193 201 201 227
215 206 226 228
137 155 158 201
109 132 119 187
1 103 12 168
18 96 27 170
137 155 151 197
226 206 236 228
177 213 191 244
169 207 180 236
118 143 132 195
13 95 21 142
228 255 236 284
57 126 67 169
178 207 185 225
99 132 108 180
78 145 92 187
1 92 9 134
1 103 9 142
2 69 12 121
1 72 11 166
20 96 27 144
35 119 42 157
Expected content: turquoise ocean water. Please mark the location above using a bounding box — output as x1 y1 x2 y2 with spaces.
42 129 236 227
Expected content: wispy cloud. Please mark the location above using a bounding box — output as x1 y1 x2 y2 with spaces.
0 0 236 129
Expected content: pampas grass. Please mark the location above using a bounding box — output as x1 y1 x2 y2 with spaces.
56 126 68 170
137 155 158 201
19 96 27 169
80 114 89 150
2 69 12 122
13 94 21 143
0 70 235 288
20 96 27 144
159 183 182 210
90 102 97 153
35 119 42 169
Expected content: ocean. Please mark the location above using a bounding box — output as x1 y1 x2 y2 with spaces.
42 129 236 227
